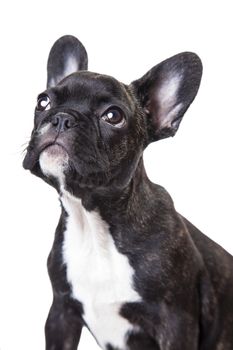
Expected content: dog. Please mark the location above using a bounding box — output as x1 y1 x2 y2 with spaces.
23 35 233 350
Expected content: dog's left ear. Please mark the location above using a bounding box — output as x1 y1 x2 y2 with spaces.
131 52 202 142
47 35 88 88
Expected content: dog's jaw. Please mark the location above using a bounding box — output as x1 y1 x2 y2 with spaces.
39 144 69 185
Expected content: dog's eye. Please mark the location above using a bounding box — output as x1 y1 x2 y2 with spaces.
101 108 125 127
36 95 51 112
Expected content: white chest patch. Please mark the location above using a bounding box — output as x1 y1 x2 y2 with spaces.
61 192 141 350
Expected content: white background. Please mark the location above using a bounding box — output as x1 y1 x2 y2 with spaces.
0 0 233 349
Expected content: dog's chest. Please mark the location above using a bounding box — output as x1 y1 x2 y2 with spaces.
61 193 141 350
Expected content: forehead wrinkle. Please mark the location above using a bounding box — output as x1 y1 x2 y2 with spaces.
52 82 131 114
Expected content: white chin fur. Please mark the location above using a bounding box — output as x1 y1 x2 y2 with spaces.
39 145 69 180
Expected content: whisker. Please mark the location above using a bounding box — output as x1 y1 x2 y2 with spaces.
14 138 31 158
20 147 28 156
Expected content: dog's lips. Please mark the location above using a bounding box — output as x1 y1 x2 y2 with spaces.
42 142 68 156
23 146 40 170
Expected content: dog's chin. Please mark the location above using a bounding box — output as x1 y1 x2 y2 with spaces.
39 144 69 181
37 144 115 194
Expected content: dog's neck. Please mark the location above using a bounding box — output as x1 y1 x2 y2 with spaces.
71 157 146 207
62 157 174 229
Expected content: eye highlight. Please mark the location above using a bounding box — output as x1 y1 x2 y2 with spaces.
101 107 126 127
36 95 51 112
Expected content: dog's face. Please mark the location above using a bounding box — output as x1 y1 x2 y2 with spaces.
23 35 202 196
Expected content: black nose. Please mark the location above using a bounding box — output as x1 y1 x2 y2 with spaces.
51 113 76 132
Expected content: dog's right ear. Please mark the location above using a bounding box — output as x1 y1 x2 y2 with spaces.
47 35 88 88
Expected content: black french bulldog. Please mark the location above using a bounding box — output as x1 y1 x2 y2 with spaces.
23 35 233 350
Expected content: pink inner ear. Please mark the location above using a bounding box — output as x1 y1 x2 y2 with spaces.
152 73 183 130
134 52 202 141
64 56 79 78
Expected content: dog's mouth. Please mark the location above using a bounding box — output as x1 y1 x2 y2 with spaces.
23 135 111 190
41 143 68 157
23 141 69 171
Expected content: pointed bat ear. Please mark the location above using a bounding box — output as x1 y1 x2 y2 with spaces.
131 52 202 142
47 35 88 88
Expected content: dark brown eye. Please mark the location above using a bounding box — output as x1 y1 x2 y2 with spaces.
101 108 125 127
36 95 51 111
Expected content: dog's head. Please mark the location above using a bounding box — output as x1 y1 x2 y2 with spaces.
23 35 202 196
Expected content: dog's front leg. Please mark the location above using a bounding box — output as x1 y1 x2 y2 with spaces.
123 302 199 350
156 319 199 350
45 296 83 350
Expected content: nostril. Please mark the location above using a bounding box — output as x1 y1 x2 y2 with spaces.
51 115 60 127
64 118 72 129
